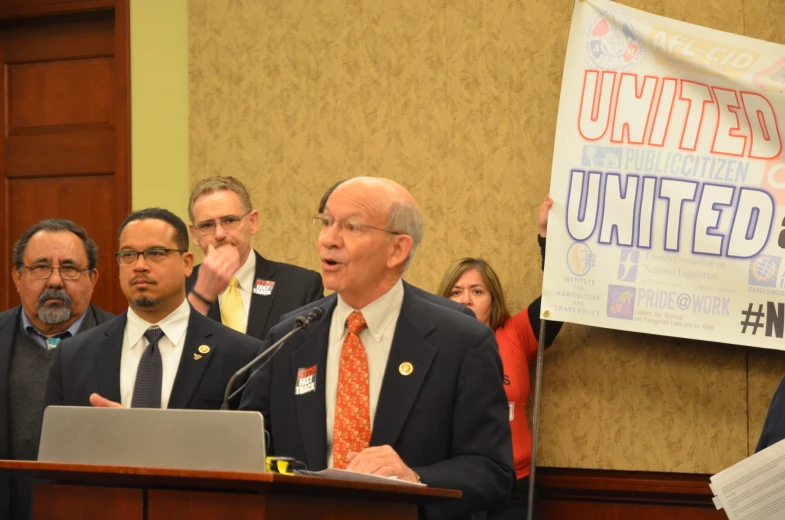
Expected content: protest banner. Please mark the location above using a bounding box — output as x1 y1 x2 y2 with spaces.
542 0 785 349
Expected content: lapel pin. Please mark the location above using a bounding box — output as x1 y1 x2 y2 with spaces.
193 353 203 360
198 345 210 354
399 362 413 376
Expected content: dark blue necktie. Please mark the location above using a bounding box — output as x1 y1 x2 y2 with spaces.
131 327 164 408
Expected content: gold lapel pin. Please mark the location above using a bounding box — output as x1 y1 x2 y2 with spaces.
193 353 203 360
399 362 413 376
198 345 210 354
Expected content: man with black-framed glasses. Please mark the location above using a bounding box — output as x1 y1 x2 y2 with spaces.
45 208 261 414
0 218 115 520
185 176 323 341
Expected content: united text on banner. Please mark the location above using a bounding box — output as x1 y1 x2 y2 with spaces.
541 0 785 350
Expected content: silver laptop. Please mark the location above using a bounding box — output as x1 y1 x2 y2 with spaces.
38 406 266 473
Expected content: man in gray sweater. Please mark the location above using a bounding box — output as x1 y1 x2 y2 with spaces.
0 219 114 520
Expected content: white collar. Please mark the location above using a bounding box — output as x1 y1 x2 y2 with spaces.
126 298 191 349
232 249 257 292
333 279 404 343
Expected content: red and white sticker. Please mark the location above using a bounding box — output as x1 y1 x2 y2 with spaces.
253 279 275 296
295 365 317 395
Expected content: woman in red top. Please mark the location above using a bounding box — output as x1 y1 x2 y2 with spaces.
436 197 562 519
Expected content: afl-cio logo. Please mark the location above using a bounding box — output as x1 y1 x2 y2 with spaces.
584 10 643 71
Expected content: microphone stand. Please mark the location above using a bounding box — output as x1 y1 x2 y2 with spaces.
220 316 310 410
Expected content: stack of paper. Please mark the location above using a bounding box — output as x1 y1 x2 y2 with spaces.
710 438 785 519
295 468 427 487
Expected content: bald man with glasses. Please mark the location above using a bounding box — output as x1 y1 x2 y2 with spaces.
186 176 324 341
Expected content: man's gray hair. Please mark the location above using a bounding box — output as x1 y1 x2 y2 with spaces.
388 201 423 270
13 219 98 271
188 176 253 222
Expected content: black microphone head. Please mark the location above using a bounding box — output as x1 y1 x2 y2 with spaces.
307 307 325 322
294 315 308 327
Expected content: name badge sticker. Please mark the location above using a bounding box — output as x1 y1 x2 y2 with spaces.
295 365 318 395
253 279 275 296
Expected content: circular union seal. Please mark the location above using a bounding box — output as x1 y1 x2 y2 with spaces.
583 9 644 71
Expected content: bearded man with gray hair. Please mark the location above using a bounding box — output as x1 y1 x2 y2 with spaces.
0 219 114 520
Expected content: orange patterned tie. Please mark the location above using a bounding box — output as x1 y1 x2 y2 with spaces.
332 311 370 469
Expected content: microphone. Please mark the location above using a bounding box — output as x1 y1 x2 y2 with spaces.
220 307 325 410
296 307 325 327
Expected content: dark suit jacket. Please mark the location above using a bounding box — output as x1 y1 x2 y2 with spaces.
756 375 785 452
0 303 113 520
187 250 324 341
45 307 262 410
239 284 514 520
406 281 475 319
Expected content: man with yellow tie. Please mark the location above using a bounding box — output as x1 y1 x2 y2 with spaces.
186 176 324 340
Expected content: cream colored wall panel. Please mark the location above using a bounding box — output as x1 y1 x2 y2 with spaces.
743 0 785 43
538 328 747 472
748 349 785 454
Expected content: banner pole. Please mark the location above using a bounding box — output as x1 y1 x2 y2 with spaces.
527 3 573 515
526 316 548 520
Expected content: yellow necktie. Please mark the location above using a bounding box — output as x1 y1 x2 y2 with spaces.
221 277 246 333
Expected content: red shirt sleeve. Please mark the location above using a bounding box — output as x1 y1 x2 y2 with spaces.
507 308 539 364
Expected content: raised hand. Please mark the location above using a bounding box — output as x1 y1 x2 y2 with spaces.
538 195 553 237
193 244 242 302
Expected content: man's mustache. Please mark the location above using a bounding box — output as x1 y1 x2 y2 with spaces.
130 275 156 285
37 289 71 308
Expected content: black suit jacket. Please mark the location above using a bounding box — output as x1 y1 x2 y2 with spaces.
239 284 514 520
45 307 261 410
187 250 324 341
0 303 113 520
757 375 785 452
406 281 475 319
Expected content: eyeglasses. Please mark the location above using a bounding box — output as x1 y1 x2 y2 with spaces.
193 211 252 236
115 248 187 265
19 264 90 281
312 215 403 236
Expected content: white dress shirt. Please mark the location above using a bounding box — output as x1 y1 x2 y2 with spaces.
120 298 191 409
217 249 256 326
325 279 404 467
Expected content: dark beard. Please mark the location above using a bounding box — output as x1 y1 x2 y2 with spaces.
132 296 158 308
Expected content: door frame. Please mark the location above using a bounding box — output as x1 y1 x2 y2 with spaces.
0 0 130 313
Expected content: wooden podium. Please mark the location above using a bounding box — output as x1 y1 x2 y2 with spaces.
0 460 461 520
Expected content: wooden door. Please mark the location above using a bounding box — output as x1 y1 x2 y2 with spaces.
0 0 130 314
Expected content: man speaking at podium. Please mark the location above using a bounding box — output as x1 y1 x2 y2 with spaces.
240 178 514 520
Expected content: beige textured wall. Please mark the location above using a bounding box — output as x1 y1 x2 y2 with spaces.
189 0 785 473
